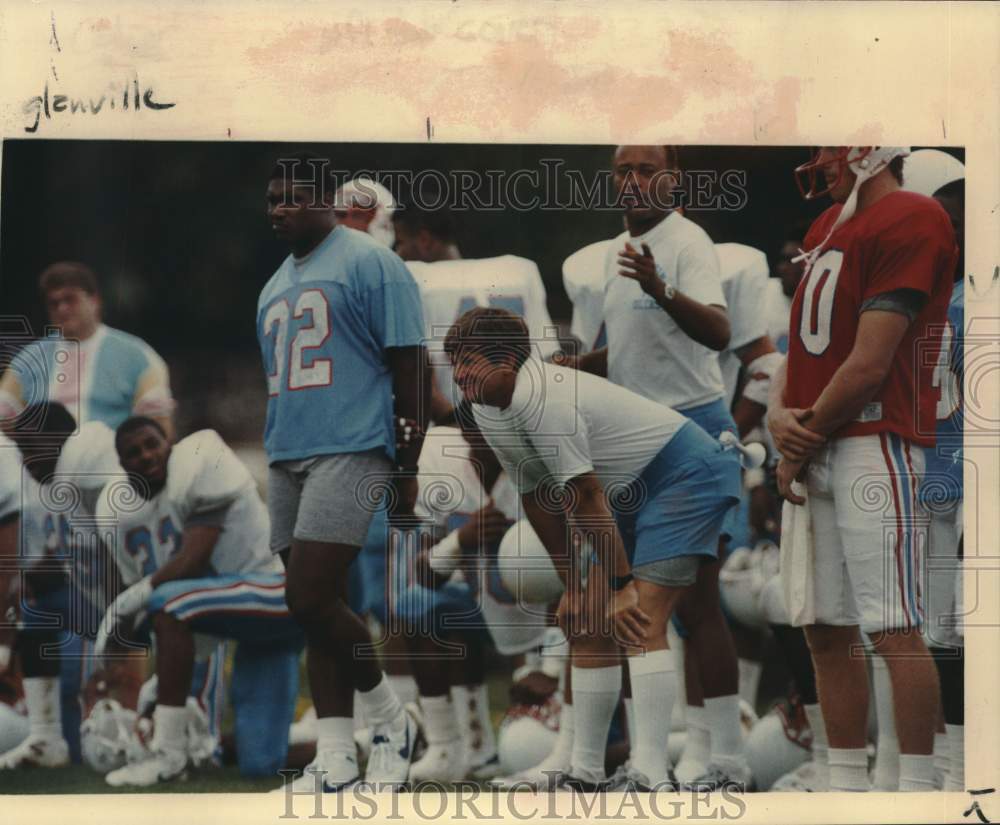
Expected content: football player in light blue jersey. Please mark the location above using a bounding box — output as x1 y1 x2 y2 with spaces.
0 261 174 436
259 154 428 792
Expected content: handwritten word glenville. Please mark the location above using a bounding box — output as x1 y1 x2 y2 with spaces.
23 75 174 133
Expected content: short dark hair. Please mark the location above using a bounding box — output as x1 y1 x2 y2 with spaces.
443 307 531 369
888 155 904 185
611 145 680 170
38 261 99 297
115 416 167 456
392 202 455 243
269 152 336 205
7 402 77 450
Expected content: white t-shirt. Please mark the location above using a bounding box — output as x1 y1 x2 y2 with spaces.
563 240 614 353
407 256 558 406
0 435 21 522
716 242 771 404
472 357 687 494
97 430 280 587
603 212 727 410
764 278 793 355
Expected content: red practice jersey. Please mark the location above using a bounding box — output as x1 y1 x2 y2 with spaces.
785 190 958 445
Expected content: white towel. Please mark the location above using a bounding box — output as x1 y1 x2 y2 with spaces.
779 481 816 626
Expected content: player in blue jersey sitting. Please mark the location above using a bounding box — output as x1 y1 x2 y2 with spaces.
259 154 429 792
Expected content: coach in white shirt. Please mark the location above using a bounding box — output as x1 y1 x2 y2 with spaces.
566 146 748 790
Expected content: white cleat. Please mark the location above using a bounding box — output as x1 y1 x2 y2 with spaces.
271 751 360 794
770 760 830 792
0 734 70 769
409 739 466 784
105 748 188 787
468 749 502 780
681 761 755 793
364 707 419 787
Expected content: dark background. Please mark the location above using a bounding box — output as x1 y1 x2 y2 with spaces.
0 141 962 441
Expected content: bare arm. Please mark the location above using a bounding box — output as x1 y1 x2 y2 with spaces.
804 310 912 438
619 242 731 351
387 345 430 520
150 524 220 587
731 335 778 437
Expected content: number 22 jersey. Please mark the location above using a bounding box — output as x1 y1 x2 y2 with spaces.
256 226 425 463
784 190 958 445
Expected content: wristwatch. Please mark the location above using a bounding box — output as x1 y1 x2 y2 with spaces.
655 263 676 301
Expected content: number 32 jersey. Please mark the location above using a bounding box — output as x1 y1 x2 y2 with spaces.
97 430 280 587
257 226 425 463
785 191 958 445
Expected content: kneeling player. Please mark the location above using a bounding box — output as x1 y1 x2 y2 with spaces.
445 307 742 791
94 417 302 786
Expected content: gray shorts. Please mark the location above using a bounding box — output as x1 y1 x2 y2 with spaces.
268 449 391 552
633 554 702 588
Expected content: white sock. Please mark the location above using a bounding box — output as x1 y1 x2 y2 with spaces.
899 753 937 791
828 747 870 791
151 704 188 755
737 658 762 708
540 704 573 769
934 731 950 789
683 705 711 766
387 674 418 707
357 674 403 726
316 716 356 757
352 692 367 732
945 724 964 791
570 665 622 781
704 694 745 768
419 694 459 745
622 697 637 749
628 650 676 784
451 684 470 735
871 654 900 790
803 703 829 780
23 677 62 740
466 683 496 756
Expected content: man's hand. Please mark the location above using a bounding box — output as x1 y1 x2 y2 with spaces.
617 243 664 301
607 580 651 648
95 577 153 656
766 407 825 462
776 457 808 505
457 501 511 549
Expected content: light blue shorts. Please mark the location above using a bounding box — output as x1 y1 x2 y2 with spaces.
613 421 742 570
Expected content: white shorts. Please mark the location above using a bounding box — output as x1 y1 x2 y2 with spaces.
925 501 963 648
807 433 928 634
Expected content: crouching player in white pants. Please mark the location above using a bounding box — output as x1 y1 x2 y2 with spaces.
444 307 742 792
94 418 303 786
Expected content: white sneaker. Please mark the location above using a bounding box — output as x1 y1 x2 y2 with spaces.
105 748 188 787
0 734 70 769
271 751 360 794
409 739 466 784
770 760 829 792
364 707 419 787
489 757 570 791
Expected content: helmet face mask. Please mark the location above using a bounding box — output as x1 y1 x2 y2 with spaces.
794 146 869 201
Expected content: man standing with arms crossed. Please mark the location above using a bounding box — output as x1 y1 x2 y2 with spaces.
768 146 956 791
260 154 428 791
